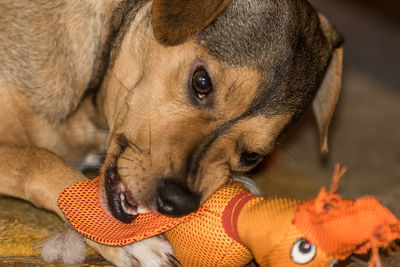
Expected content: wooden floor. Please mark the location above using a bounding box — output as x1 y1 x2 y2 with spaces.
1 253 399 267
0 255 112 267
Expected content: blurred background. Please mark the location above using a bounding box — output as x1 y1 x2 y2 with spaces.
253 0 399 265
253 0 400 212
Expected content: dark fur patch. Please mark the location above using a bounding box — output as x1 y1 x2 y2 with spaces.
152 0 231 46
197 0 342 119
116 133 129 157
187 117 240 182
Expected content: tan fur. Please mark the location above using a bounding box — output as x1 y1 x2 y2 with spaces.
0 0 122 121
192 115 292 200
0 0 343 265
97 4 268 209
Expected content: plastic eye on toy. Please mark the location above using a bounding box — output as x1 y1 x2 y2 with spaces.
291 238 316 264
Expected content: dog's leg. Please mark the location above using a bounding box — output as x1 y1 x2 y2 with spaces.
0 144 178 266
0 144 84 216
86 235 178 267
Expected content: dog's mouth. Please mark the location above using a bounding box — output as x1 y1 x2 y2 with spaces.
104 164 148 223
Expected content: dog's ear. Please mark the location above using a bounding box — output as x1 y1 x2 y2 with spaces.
312 14 344 155
152 0 231 46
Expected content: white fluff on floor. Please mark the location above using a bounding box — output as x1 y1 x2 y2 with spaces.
41 228 86 264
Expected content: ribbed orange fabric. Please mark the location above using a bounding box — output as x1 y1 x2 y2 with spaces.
58 177 206 246
165 179 253 267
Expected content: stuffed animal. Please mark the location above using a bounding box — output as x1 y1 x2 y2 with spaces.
58 164 400 266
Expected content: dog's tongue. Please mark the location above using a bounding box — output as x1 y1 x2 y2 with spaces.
58 177 206 246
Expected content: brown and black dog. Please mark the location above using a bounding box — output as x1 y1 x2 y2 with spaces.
0 0 343 265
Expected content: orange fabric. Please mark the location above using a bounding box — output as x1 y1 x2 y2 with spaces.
237 197 335 266
58 177 253 266
58 165 400 267
294 194 400 260
58 177 206 246
165 179 253 266
294 164 400 261
222 192 257 244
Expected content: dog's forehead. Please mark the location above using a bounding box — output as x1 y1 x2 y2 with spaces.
197 0 333 117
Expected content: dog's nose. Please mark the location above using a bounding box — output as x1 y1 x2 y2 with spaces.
156 179 200 216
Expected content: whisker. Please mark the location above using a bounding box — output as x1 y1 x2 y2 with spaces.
169 152 174 172
125 142 138 153
111 71 133 93
132 156 143 164
119 156 135 162
117 172 130 177
117 167 129 170
120 155 145 165
148 124 152 166
127 140 143 154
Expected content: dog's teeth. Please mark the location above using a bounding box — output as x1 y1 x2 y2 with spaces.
120 193 137 216
137 206 150 214
119 183 125 192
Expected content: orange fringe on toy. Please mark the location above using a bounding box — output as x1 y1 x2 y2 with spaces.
294 164 400 266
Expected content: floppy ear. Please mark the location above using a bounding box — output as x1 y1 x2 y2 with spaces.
312 45 343 156
152 0 231 46
312 13 344 155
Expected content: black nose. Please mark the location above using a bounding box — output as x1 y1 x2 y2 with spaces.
156 179 200 216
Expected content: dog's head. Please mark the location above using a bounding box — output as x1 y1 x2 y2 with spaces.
97 0 343 223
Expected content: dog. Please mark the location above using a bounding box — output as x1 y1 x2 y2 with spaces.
0 0 343 265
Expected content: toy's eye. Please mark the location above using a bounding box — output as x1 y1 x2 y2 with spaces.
291 238 316 264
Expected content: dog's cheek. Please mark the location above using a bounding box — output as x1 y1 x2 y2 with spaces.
195 144 237 201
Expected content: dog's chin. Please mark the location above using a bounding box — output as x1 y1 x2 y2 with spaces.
104 164 148 223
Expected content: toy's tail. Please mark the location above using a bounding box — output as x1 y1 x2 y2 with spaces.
294 164 400 265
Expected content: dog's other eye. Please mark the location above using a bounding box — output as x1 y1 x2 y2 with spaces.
241 152 263 167
192 67 212 99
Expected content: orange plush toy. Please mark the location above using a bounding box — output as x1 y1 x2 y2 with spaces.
58 165 400 267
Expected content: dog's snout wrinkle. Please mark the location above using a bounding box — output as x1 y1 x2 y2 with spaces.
156 178 200 217
187 117 242 185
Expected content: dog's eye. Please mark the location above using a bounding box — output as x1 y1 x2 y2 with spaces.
192 68 212 99
241 152 263 166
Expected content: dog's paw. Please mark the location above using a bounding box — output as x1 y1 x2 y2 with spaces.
122 235 179 267
41 229 86 265
87 234 179 267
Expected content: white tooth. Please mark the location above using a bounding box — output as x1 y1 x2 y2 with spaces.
120 193 137 216
119 183 125 192
137 206 150 214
